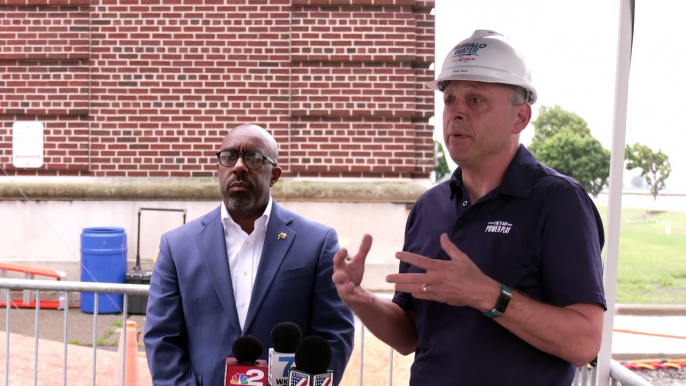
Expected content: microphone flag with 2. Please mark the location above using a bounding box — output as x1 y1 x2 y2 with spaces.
225 335 268 386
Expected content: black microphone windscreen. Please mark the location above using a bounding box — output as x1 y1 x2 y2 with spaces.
232 335 263 364
294 335 331 374
271 322 302 353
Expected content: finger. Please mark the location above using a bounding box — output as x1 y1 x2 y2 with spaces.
339 281 366 303
392 283 426 294
340 280 356 295
386 273 426 285
395 251 439 270
335 281 355 302
440 233 467 261
333 247 349 270
353 234 373 263
332 270 347 285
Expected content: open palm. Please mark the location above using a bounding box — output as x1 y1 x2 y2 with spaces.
332 234 374 306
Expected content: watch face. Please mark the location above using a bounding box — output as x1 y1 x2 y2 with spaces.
483 284 511 318
495 285 512 313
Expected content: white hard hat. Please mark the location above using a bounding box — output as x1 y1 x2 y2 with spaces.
427 30 537 104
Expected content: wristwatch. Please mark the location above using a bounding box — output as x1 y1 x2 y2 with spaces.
483 283 512 319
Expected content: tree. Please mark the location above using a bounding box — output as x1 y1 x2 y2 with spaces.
529 106 610 197
434 140 450 181
625 143 672 200
529 105 592 153
534 128 610 197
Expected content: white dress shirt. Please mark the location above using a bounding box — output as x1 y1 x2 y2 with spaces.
220 197 273 331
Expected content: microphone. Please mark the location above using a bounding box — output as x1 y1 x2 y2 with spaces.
268 322 302 386
288 335 334 386
225 335 268 386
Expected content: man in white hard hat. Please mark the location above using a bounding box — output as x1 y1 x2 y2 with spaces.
333 30 605 385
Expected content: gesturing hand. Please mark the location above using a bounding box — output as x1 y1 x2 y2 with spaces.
332 234 374 307
386 233 500 311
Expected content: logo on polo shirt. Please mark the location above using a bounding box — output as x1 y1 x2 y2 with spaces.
485 221 512 234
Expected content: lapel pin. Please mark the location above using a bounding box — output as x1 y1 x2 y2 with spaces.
278 232 287 240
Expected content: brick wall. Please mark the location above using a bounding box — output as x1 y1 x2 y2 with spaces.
0 0 435 178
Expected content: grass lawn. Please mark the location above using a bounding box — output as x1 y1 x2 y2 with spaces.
597 206 686 303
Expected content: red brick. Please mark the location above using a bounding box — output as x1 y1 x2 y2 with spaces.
1 0 434 178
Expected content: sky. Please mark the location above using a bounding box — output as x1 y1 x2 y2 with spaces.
434 1 686 192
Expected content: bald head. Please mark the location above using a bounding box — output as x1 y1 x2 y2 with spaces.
217 123 282 228
223 124 278 162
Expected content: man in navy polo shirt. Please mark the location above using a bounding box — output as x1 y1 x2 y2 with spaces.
333 30 606 385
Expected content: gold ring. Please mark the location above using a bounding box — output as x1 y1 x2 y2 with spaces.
422 283 427 294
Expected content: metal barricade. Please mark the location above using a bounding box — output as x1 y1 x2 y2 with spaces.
0 278 654 386
1 278 147 386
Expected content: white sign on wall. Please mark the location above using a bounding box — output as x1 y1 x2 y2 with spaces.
12 121 44 168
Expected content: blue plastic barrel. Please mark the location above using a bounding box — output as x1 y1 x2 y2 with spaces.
80 227 127 314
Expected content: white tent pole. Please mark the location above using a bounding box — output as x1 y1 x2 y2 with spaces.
596 0 634 384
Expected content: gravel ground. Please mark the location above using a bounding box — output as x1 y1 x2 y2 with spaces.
633 368 686 385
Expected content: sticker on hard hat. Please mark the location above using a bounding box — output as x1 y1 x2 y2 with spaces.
453 43 487 57
451 69 472 74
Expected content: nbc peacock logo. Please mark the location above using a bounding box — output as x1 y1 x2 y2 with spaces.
230 373 249 384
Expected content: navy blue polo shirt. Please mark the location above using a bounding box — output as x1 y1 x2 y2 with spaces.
393 145 606 386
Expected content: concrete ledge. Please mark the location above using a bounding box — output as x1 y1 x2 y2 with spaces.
616 304 686 316
0 176 431 203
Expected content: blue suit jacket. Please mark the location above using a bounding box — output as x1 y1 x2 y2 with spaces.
144 202 355 386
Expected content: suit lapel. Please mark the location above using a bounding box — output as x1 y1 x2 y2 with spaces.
242 203 294 333
197 206 242 334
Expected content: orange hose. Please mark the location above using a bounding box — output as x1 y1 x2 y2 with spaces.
636 364 656 370
620 358 686 371
625 358 686 363
613 328 686 340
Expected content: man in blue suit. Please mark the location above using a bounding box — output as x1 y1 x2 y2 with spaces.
144 124 355 386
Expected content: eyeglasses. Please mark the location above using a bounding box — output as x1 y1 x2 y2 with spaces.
215 149 277 170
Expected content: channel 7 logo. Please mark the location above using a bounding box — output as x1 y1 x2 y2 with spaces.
279 357 295 377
